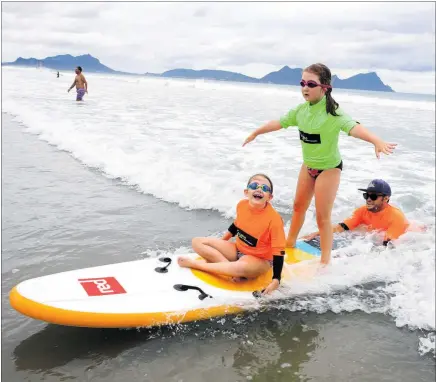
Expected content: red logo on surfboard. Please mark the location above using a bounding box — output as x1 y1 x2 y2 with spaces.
78 277 126 296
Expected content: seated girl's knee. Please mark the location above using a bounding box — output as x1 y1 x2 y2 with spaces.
191 237 203 248
233 261 249 277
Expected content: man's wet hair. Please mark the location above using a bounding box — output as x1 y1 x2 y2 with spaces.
247 173 273 194
77 66 82 72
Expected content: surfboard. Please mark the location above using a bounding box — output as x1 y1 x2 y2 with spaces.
9 240 320 329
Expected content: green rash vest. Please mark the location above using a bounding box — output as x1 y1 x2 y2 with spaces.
279 96 358 170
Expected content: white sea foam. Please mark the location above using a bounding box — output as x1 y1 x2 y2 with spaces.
2 66 435 356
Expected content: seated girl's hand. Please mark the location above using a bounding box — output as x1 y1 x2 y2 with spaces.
262 279 280 295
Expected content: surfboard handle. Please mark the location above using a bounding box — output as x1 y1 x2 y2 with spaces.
155 257 172 273
252 289 265 298
173 284 212 300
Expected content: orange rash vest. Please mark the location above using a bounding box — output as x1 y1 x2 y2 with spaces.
342 204 409 241
228 199 285 261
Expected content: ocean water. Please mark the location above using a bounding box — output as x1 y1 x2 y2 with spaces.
1 66 435 381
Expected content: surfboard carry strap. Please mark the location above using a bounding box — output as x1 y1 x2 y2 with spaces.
155 257 172 273
173 284 212 300
252 289 265 298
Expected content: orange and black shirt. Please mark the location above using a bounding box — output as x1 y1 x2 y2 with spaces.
342 204 409 243
228 199 285 261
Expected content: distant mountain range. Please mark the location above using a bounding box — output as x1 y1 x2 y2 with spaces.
3 54 118 73
2 54 394 92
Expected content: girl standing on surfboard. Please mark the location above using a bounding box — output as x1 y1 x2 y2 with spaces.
243 63 396 266
178 173 286 295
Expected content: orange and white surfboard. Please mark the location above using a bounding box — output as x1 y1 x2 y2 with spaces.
9 241 320 328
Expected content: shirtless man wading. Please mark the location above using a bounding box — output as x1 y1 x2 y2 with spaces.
68 66 88 101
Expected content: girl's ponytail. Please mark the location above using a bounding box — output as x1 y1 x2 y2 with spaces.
325 88 339 116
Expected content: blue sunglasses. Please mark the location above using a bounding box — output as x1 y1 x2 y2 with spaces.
247 182 272 193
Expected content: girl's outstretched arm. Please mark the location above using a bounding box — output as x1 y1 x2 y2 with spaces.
349 124 397 159
243 120 282 146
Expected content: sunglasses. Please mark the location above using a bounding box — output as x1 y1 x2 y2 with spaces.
300 80 332 89
363 193 385 201
247 182 272 193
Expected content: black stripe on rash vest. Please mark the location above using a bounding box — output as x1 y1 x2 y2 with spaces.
236 227 258 247
299 130 321 144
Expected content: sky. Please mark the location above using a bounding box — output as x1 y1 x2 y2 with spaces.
2 1 435 94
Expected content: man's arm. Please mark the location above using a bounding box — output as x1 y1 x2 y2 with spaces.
68 78 76 92
300 207 365 241
383 211 409 246
82 75 88 92
301 224 346 240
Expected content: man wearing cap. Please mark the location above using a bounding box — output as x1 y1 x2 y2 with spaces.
301 179 409 246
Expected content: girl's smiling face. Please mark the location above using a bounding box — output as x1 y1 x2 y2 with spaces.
244 175 273 208
301 71 327 104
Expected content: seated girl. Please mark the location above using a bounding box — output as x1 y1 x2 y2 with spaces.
178 173 286 295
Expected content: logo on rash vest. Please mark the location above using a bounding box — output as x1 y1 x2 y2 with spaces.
78 277 126 296
299 130 321 144
236 229 258 247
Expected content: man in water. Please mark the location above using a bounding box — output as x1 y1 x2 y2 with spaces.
67 66 88 101
302 179 410 246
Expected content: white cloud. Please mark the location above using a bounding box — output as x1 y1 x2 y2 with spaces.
1 2 435 94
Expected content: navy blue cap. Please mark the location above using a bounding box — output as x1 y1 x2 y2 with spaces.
358 179 391 196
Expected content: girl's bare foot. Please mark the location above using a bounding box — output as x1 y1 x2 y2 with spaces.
177 256 195 268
